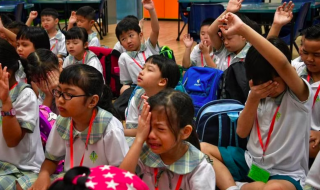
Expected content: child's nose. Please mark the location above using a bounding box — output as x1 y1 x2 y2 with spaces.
148 129 156 139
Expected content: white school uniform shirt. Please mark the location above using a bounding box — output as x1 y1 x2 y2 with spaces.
50 30 67 56
45 107 129 171
119 38 160 85
214 43 251 71
245 79 312 186
113 41 126 54
88 32 101 47
0 83 44 172
292 56 305 75
63 50 103 74
190 44 216 67
137 142 216 190
305 150 320 189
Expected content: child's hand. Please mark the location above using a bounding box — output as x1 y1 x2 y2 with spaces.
29 11 38 20
199 41 210 55
218 13 244 36
273 1 294 27
142 0 155 11
139 18 144 31
183 34 194 48
0 19 4 32
136 102 151 143
69 11 77 24
28 175 51 190
46 71 59 91
226 0 243 13
310 130 320 148
0 64 9 102
36 80 51 96
249 80 278 101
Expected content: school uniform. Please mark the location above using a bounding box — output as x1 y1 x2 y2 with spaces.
214 43 251 71
15 61 26 83
219 80 312 190
88 32 101 47
63 50 103 74
190 44 216 67
113 41 126 54
292 56 305 75
45 107 129 171
0 83 44 190
119 38 160 85
304 151 320 189
137 142 216 190
50 30 67 57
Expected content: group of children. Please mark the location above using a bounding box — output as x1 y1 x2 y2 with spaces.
0 0 320 189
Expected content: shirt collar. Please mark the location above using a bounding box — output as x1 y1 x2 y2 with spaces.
49 30 63 40
140 142 206 175
69 50 96 63
88 32 97 42
300 66 315 84
56 107 113 144
273 90 286 106
126 43 147 58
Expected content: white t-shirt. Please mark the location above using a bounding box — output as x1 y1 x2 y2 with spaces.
113 41 126 54
45 108 129 171
245 80 312 186
88 32 101 47
292 56 305 75
0 85 44 172
305 150 320 189
50 30 67 56
190 44 216 67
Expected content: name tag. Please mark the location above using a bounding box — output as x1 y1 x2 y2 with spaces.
247 164 270 183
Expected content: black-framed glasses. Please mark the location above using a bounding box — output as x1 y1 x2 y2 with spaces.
52 89 87 100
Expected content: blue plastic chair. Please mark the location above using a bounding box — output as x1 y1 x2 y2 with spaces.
94 0 107 40
188 3 224 42
279 2 311 52
14 2 25 22
177 3 190 41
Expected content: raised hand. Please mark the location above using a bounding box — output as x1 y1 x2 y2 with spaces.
69 11 77 24
0 64 9 102
273 1 294 26
226 0 243 13
142 0 155 11
218 13 244 36
183 34 194 48
29 11 38 20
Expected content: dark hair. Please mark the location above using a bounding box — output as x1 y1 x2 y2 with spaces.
302 24 320 41
16 27 50 50
145 55 180 89
26 49 59 83
41 8 59 19
235 13 262 35
76 6 95 21
65 27 88 46
148 89 200 150
245 37 290 85
200 18 215 28
7 21 27 35
0 38 20 73
0 14 13 27
115 19 141 41
59 64 119 118
123 15 139 25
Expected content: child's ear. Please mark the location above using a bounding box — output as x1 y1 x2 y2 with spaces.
84 41 89 49
181 125 193 140
139 32 143 39
89 20 95 26
87 95 99 108
158 78 167 87
54 18 59 25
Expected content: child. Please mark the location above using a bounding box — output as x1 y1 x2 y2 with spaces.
48 165 149 190
201 13 311 190
208 0 251 71
0 39 45 190
125 55 181 145
29 64 129 190
120 89 216 189
182 18 217 68
304 152 320 189
116 0 159 93
68 6 100 47
63 27 102 74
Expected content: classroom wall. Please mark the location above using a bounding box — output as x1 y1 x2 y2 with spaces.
116 0 143 22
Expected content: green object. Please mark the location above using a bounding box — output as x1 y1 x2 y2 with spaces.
89 151 98 163
247 164 270 183
160 46 174 60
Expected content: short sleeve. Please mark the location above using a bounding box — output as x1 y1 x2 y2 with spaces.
87 57 103 74
14 88 38 132
63 56 71 68
190 45 200 67
288 78 312 111
45 123 66 161
89 37 101 47
188 159 216 190
145 38 159 55
119 54 133 84
58 36 67 56
125 95 139 129
103 117 129 166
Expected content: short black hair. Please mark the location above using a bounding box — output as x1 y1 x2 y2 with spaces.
7 21 27 35
65 26 88 45
41 8 59 19
0 38 20 73
235 13 262 35
76 6 95 21
245 37 290 85
0 14 13 27
302 24 320 41
123 15 139 25
115 19 141 41
17 26 50 50
200 18 215 28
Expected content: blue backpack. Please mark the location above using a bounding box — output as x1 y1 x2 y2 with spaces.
182 67 223 116
195 99 247 149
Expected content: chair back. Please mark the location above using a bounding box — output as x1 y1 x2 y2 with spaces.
179 3 190 24
293 2 311 39
188 3 224 42
242 0 264 3
282 0 314 3
14 2 24 22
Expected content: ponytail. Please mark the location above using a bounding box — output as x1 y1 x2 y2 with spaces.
98 85 121 120
186 127 201 150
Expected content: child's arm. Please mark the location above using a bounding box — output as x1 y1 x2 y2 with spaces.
267 2 294 39
182 34 194 68
67 11 77 31
208 0 243 51
199 41 217 68
25 11 38 27
120 103 151 173
143 0 159 48
0 19 16 45
29 159 59 190
219 13 309 101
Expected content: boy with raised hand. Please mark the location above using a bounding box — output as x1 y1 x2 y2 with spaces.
201 12 312 190
68 6 100 47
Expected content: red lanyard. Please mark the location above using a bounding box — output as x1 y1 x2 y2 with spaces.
74 51 87 65
50 39 58 51
69 109 97 168
307 73 320 108
154 168 183 190
200 53 214 67
132 52 146 69
227 55 244 67
255 105 280 157
9 82 18 91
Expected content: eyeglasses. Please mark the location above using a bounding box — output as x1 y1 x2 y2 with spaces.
52 89 87 100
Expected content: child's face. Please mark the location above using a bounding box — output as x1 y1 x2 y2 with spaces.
200 25 212 47
222 33 246 54
119 30 143 51
76 15 93 32
41 15 58 31
66 39 87 58
300 38 320 74
16 38 35 59
137 62 164 89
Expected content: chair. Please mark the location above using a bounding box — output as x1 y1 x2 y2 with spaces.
14 2 25 22
279 2 311 53
94 0 107 40
242 0 264 2
176 3 190 41
188 3 224 43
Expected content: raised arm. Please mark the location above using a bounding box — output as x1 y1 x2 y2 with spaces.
67 11 77 31
143 0 159 48
25 11 38 26
219 13 309 101
182 34 194 68
0 19 16 45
